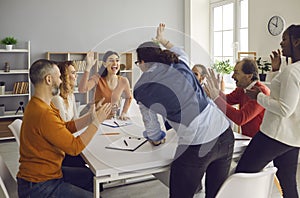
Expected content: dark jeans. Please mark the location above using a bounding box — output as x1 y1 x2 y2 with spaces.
63 154 103 192
235 131 299 198
62 154 87 167
169 127 234 198
17 166 94 198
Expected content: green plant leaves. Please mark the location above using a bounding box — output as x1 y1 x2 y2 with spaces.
1 36 17 45
212 59 234 74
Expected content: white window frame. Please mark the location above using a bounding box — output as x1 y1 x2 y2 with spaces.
210 0 248 64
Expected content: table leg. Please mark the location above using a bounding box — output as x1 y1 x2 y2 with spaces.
94 176 100 198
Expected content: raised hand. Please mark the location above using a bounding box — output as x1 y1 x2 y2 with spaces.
270 49 281 72
85 51 97 72
205 73 220 100
155 23 166 43
208 68 221 89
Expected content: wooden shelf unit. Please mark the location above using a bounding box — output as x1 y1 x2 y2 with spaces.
0 41 31 139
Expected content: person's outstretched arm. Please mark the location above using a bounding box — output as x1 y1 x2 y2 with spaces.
78 51 98 93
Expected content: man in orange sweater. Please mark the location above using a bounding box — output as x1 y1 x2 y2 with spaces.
17 59 111 198
206 58 270 137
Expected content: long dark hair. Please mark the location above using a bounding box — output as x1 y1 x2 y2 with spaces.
98 50 120 77
287 24 300 63
136 41 179 65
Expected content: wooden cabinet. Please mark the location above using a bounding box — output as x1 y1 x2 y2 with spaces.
0 41 31 139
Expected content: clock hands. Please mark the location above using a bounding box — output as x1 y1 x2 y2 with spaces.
272 17 278 27
271 22 277 27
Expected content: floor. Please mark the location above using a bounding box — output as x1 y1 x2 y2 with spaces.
1 139 298 198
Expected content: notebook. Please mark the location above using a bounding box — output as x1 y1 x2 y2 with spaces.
102 119 132 128
105 136 147 151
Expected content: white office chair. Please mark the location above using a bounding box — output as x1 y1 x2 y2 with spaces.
0 155 18 198
8 119 22 146
215 167 277 198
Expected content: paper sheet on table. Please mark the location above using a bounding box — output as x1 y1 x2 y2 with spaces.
101 119 132 128
105 136 147 151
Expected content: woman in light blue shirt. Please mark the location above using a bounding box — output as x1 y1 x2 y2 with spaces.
134 23 234 198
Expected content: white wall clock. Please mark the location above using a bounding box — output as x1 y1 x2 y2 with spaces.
268 15 285 36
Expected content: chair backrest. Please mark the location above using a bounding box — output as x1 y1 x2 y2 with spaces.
0 155 18 198
8 119 22 146
215 167 278 198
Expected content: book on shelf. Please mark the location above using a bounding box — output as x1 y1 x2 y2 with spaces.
13 82 29 94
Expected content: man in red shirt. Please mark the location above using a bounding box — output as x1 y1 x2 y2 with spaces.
206 58 270 137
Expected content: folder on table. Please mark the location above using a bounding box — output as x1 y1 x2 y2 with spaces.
105 136 147 151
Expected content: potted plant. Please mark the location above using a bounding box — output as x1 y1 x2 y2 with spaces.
212 59 234 91
1 36 17 50
256 57 271 81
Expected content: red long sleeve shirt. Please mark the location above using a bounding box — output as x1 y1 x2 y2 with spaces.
214 81 270 137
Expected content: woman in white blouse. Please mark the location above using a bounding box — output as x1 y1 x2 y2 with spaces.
51 61 87 167
52 61 78 121
236 24 300 198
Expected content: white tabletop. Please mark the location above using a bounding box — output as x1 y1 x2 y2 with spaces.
82 115 178 178
81 115 251 179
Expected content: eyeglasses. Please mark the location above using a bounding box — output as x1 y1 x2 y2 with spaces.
135 60 141 66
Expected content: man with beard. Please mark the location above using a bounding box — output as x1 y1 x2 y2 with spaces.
16 59 111 198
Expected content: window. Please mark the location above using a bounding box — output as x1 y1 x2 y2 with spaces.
210 0 248 65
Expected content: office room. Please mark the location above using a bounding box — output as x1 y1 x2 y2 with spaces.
0 0 300 197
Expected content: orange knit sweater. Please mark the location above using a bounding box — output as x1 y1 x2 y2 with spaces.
17 96 85 182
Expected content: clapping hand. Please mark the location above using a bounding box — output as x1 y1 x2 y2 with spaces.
270 49 281 72
204 68 221 100
94 98 111 123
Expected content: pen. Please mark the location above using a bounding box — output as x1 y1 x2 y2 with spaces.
101 132 120 135
123 140 128 146
114 121 120 127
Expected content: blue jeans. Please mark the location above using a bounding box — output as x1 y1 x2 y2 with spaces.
235 131 299 198
17 166 94 198
169 127 234 198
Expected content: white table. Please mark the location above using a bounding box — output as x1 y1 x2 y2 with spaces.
81 116 250 198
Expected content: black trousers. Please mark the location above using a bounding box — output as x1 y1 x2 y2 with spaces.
169 127 234 198
236 131 299 198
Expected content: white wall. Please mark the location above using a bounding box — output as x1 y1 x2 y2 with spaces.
249 0 300 60
0 0 185 63
185 0 211 67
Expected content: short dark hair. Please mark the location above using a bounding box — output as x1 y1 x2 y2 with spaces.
30 59 57 85
193 64 208 75
239 58 259 81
